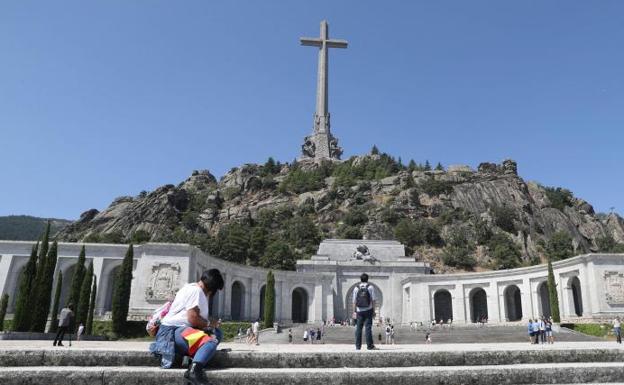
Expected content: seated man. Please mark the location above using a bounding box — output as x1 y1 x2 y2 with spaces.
150 269 224 385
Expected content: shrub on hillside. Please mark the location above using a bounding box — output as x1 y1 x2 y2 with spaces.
488 233 522 270
543 186 574 211
490 205 517 233
419 178 454 196
546 231 574 261
394 218 443 249
442 230 476 270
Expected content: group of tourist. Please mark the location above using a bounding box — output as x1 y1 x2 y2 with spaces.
527 317 554 344
235 319 261 345
301 326 323 343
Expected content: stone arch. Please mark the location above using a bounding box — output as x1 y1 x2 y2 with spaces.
259 285 266 320
58 264 77 308
469 287 488 323
209 290 221 318
230 280 245 321
103 265 122 313
568 276 583 317
538 282 551 317
433 289 453 323
345 282 383 320
5 257 30 312
503 285 522 322
291 287 309 323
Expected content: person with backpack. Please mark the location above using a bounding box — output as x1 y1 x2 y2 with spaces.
352 273 377 350
149 269 224 385
385 325 392 344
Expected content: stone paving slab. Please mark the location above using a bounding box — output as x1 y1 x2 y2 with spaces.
1 363 624 385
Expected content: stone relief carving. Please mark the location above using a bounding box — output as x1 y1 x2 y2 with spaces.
301 136 316 158
604 271 624 305
145 262 181 301
329 134 343 159
352 244 377 263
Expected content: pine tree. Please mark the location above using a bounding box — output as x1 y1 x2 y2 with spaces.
77 262 93 326
424 160 432 171
408 159 417 171
371 145 379 155
435 162 444 171
263 271 275 329
112 244 134 334
547 258 561 323
0 293 8 331
31 240 58 332
12 242 38 331
68 245 87 307
48 271 62 333
86 275 97 335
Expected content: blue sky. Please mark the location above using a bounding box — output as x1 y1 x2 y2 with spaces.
1 1 623 219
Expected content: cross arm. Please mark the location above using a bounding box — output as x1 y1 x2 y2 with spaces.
326 39 348 49
300 38 322 47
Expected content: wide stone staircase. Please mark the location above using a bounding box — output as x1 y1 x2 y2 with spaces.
1 341 624 385
261 324 601 344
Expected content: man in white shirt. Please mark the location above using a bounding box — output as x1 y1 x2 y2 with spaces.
151 269 224 385
251 319 260 345
613 317 621 344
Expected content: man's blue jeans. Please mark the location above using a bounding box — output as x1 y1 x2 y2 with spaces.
355 309 374 350
174 327 222 368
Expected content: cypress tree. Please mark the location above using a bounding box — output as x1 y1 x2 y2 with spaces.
77 262 93 326
547 258 561 323
263 271 275 329
68 245 87 307
112 244 134 334
48 271 63 333
31 240 58 332
28 224 50 330
0 293 8 331
86 275 97 335
12 242 38 331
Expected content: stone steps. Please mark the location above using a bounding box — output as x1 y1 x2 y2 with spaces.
2 347 623 368
2 363 624 385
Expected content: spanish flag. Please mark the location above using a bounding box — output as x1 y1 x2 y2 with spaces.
180 327 215 356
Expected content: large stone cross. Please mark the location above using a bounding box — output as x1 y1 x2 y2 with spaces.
300 20 347 161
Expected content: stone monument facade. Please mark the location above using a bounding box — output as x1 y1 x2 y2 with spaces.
300 20 346 162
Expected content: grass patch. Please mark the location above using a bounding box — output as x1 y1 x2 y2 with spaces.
564 323 613 338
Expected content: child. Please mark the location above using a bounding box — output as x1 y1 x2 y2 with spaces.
288 328 293 344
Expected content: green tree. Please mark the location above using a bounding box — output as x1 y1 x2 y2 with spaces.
285 216 320 250
371 145 379 155
77 262 93 325
546 231 574 261
217 223 250 264
263 271 275 328
260 240 296 270
31 240 58 332
543 186 573 211
547 258 561 322
0 293 8 331
442 230 476 270
408 159 417 171
112 244 134 334
28 223 50 331
68 245 87 307
420 178 454 196
48 271 62 333
488 233 522 270
337 224 363 240
130 230 151 244
490 205 517 233
435 162 444 171
12 242 38 331
424 160 431 171
596 234 624 253
86 276 97 335
248 226 269 265
394 219 443 249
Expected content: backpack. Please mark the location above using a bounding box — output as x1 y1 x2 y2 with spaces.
146 301 172 337
385 326 391 334
355 283 371 308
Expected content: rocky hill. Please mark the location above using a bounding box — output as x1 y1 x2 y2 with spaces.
57 152 624 272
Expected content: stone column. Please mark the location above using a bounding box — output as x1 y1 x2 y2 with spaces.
579 264 592 317
249 278 260 321
453 285 467 324
244 277 253 321
275 280 283 322
313 283 323 323
0 254 14 295
521 278 532 321
222 273 231 320
487 284 500 323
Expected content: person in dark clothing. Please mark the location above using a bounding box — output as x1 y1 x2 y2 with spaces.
53 303 74 346
353 273 377 350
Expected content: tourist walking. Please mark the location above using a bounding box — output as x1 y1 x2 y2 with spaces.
288 328 293 344
531 319 540 344
252 319 260 345
309 328 316 344
53 303 74 347
613 316 622 344
352 273 377 350
527 319 533 343
385 324 392 344
303 329 309 343
538 317 546 344
390 325 396 344
149 269 225 385
316 327 322 343
76 322 85 341
545 319 554 344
